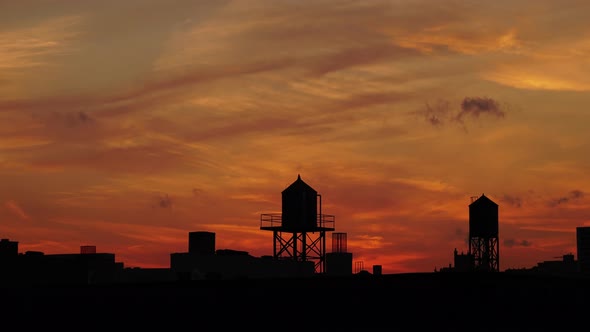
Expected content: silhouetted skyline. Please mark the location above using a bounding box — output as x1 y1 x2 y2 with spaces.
3 180 589 281
1 1 589 274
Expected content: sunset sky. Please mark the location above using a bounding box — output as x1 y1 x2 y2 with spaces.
1 0 589 273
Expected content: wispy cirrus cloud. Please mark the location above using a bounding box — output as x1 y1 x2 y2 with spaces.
4 200 30 221
0 15 81 71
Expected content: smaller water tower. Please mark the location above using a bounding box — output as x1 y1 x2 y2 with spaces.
468 194 499 272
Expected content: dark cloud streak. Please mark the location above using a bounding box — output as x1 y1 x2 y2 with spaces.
548 190 585 207
414 99 451 128
457 97 505 122
414 96 507 129
154 193 172 209
501 194 523 208
504 238 532 248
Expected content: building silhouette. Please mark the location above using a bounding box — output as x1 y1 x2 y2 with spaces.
188 231 215 255
437 249 474 273
260 175 335 273
533 253 577 274
0 238 18 258
469 194 500 272
0 240 123 285
170 231 315 280
453 248 475 272
0 238 20 281
576 226 590 274
372 264 382 276
505 253 578 276
325 232 353 276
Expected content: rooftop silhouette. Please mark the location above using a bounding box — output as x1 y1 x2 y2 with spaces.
2 176 590 330
2 177 589 285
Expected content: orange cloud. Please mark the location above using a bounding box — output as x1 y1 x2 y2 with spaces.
0 15 81 71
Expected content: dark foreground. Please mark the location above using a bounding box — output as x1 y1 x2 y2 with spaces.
2 272 588 331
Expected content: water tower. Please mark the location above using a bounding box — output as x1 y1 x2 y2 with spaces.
468 194 499 272
260 175 335 273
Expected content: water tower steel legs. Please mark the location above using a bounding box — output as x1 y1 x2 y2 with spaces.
469 236 499 272
272 231 278 259
271 230 327 273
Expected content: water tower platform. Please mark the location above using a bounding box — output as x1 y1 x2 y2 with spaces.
260 213 335 232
